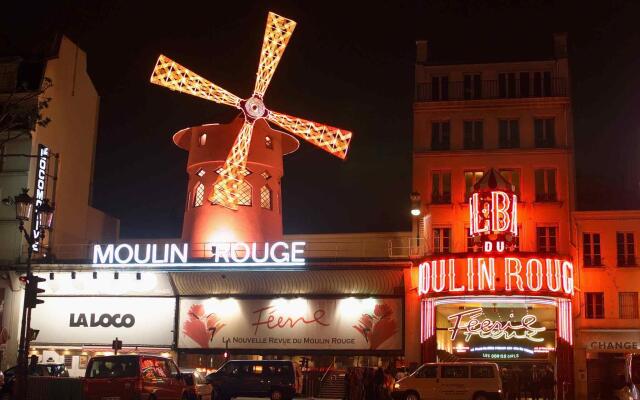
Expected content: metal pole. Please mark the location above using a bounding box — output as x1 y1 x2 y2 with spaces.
16 245 32 400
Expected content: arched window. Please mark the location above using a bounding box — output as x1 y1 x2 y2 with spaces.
211 179 252 206
199 133 207 146
193 182 205 207
260 185 272 210
237 180 252 206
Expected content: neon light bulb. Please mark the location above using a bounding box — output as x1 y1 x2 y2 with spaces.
546 259 562 292
525 258 544 292
477 258 496 291
504 257 524 291
449 258 465 292
491 191 511 232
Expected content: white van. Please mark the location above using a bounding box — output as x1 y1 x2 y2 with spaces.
392 362 502 400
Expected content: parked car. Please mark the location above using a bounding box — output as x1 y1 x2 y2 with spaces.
84 354 191 400
206 360 302 400
180 369 213 400
392 362 503 400
0 364 51 398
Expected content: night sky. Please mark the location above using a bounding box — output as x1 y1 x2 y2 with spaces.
2 1 639 238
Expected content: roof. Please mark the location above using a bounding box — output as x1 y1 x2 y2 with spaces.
473 168 515 193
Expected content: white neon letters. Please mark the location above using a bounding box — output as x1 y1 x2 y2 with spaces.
92 241 306 266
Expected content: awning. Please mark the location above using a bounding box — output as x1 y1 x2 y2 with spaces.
170 268 404 296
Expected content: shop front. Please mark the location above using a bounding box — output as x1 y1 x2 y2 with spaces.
418 254 575 398
22 262 407 379
417 171 575 399
576 329 640 399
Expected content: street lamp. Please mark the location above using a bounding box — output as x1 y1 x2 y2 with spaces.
410 192 422 254
11 188 54 400
410 192 421 216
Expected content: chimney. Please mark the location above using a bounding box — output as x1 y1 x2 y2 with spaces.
553 32 568 59
416 40 428 64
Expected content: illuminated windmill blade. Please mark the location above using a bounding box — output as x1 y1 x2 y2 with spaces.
209 120 256 210
266 110 353 159
150 54 242 108
253 12 297 98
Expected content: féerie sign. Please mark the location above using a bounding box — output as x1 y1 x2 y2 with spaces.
92 241 306 267
448 307 546 343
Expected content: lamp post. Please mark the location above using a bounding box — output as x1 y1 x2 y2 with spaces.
12 189 54 400
410 192 421 254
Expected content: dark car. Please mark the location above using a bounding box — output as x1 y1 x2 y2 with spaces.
0 364 52 398
84 354 190 400
180 369 213 400
206 360 302 400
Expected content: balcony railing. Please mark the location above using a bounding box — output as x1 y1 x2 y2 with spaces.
416 78 568 102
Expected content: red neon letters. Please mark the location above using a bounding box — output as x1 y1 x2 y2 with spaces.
418 256 574 296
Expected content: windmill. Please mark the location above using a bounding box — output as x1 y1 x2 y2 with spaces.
150 12 353 212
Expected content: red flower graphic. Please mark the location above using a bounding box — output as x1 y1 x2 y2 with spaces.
183 304 226 348
352 302 398 350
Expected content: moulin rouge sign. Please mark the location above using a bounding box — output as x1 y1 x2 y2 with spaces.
420 171 574 297
92 241 306 268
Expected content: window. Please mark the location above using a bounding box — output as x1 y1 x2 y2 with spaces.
431 171 451 204
465 170 484 199
519 72 530 97
265 136 273 149
498 73 517 98
583 233 602 266
431 121 450 150
534 118 555 148
442 365 468 378
196 168 205 177
499 169 520 197
533 71 552 97
199 133 207 146
463 74 481 99
415 365 437 378
471 365 494 378
617 232 636 266
534 169 557 202
499 120 520 148
433 228 451 254
237 180 252 206
261 170 271 180
585 292 605 319
64 355 73 368
431 75 449 100
260 186 272 210
619 292 639 319
463 121 483 149
193 183 205 207
537 227 557 253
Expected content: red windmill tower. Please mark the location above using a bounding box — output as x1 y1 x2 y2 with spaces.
150 12 353 253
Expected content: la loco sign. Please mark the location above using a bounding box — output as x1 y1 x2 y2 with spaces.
418 255 574 296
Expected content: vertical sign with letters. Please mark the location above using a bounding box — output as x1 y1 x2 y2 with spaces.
31 144 49 253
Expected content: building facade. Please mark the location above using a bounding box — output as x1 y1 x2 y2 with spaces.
0 34 118 368
412 33 640 399
572 211 640 399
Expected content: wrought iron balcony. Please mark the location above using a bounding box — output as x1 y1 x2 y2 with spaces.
416 78 568 102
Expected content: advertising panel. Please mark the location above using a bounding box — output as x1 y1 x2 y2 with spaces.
178 297 403 351
30 297 175 346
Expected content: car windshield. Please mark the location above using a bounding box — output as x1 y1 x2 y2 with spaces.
86 356 139 378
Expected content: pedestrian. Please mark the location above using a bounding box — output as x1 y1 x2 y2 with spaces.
541 367 554 400
364 368 375 400
374 367 385 400
531 365 540 400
